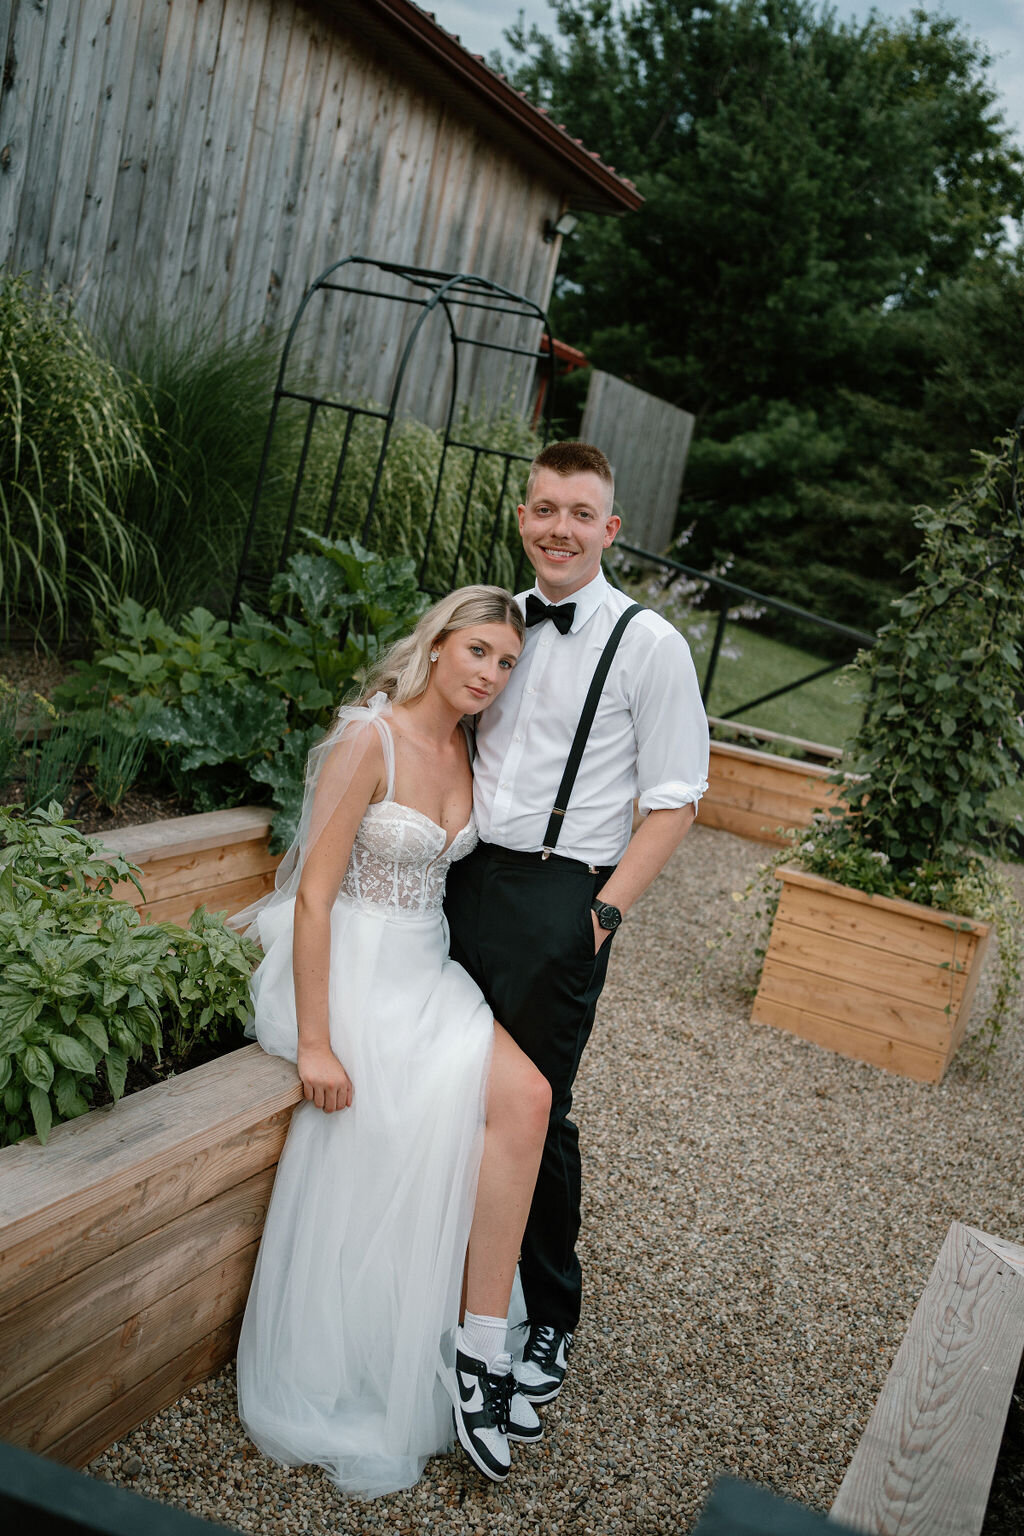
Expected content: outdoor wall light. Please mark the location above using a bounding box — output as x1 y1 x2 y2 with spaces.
543 211 580 243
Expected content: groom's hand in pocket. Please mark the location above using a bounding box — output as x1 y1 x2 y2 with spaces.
591 910 612 954
297 1042 354 1113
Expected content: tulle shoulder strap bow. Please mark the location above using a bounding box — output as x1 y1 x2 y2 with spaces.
230 693 394 940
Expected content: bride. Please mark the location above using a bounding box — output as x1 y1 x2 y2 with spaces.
235 586 551 1498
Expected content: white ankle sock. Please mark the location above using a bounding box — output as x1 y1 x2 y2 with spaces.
459 1311 509 1369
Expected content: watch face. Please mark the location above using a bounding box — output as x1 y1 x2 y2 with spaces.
595 902 622 931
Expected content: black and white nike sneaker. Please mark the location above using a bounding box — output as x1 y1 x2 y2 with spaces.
507 1388 543 1443
452 1347 515 1481
515 1323 573 1403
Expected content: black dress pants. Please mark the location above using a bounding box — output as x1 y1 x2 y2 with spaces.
444 841 615 1333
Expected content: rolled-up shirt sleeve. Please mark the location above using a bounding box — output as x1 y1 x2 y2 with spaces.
631 626 710 816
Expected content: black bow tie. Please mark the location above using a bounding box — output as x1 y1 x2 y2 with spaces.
525 594 576 635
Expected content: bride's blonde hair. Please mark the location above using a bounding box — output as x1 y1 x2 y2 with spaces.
358 585 524 705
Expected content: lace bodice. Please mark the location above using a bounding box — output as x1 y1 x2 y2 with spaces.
338 800 478 918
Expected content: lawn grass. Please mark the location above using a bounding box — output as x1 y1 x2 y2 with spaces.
675 613 865 751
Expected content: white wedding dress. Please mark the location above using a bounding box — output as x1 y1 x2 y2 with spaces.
236 701 494 1498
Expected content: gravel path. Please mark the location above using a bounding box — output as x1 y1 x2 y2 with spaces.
89 824 1024 1532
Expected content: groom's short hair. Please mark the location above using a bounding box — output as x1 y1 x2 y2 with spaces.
525 441 614 512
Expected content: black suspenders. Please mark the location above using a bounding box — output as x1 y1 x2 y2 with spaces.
541 603 643 859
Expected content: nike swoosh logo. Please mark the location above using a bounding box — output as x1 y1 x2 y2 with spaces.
457 1372 483 1409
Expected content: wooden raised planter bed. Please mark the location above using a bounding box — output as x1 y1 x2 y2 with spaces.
0 1045 300 1467
108 806 282 926
751 866 991 1083
700 739 840 845
831 1220 1024 1535
0 808 295 1467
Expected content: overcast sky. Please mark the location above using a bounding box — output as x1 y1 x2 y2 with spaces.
428 1 1024 144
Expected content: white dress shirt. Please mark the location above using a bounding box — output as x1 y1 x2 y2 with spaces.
473 571 710 864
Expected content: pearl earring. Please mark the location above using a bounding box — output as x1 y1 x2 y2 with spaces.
429 649 439 663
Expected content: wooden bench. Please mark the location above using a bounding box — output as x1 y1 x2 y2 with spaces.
831 1220 1024 1534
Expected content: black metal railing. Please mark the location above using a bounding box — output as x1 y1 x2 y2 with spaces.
614 541 876 729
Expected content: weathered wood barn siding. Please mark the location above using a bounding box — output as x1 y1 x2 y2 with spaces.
0 0 638 421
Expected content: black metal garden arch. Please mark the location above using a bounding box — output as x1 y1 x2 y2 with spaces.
229 257 556 618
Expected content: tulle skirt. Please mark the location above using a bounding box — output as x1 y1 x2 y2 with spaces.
236 895 494 1498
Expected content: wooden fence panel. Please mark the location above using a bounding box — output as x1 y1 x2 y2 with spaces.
580 369 695 550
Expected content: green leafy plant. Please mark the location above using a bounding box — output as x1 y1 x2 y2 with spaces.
0 272 153 643
161 905 262 1062
75 709 150 811
775 435 1024 1056
22 720 86 812
0 803 260 1146
54 535 428 844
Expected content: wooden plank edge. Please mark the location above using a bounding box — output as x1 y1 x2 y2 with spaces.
137 871 277 926
2 1243 258 1453
103 807 274 864
774 895 987 968
774 865 992 936
757 958 959 1042
109 848 281 908
0 1046 300 1234
831 1221 1024 1535
0 1166 275 1397
697 805 792 845
764 922 978 1011
707 715 843 760
0 1107 292 1315
750 994 947 1082
50 1313 243 1468
968 1226 1024 1278
708 739 835 778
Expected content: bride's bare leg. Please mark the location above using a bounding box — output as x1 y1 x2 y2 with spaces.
464 1022 550 1318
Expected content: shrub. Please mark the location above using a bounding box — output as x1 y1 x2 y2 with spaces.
0 272 152 643
254 404 540 596
783 434 1024 1054
54 536 429 847
0 803 260 1146
111 315 297 619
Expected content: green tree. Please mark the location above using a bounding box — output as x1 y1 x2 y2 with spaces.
500 2 1024 637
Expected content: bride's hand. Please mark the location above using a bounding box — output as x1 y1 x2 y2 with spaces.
296 1041 353 1113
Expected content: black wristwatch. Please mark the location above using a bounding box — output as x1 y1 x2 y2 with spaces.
591 899 623 932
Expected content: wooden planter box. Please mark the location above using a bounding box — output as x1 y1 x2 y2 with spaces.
108 806 282 925
751 866 991 1083
0 1045 301 1467
0 807 296 1466
700 740 840 845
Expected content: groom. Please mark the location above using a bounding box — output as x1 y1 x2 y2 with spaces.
445 440 709 1410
